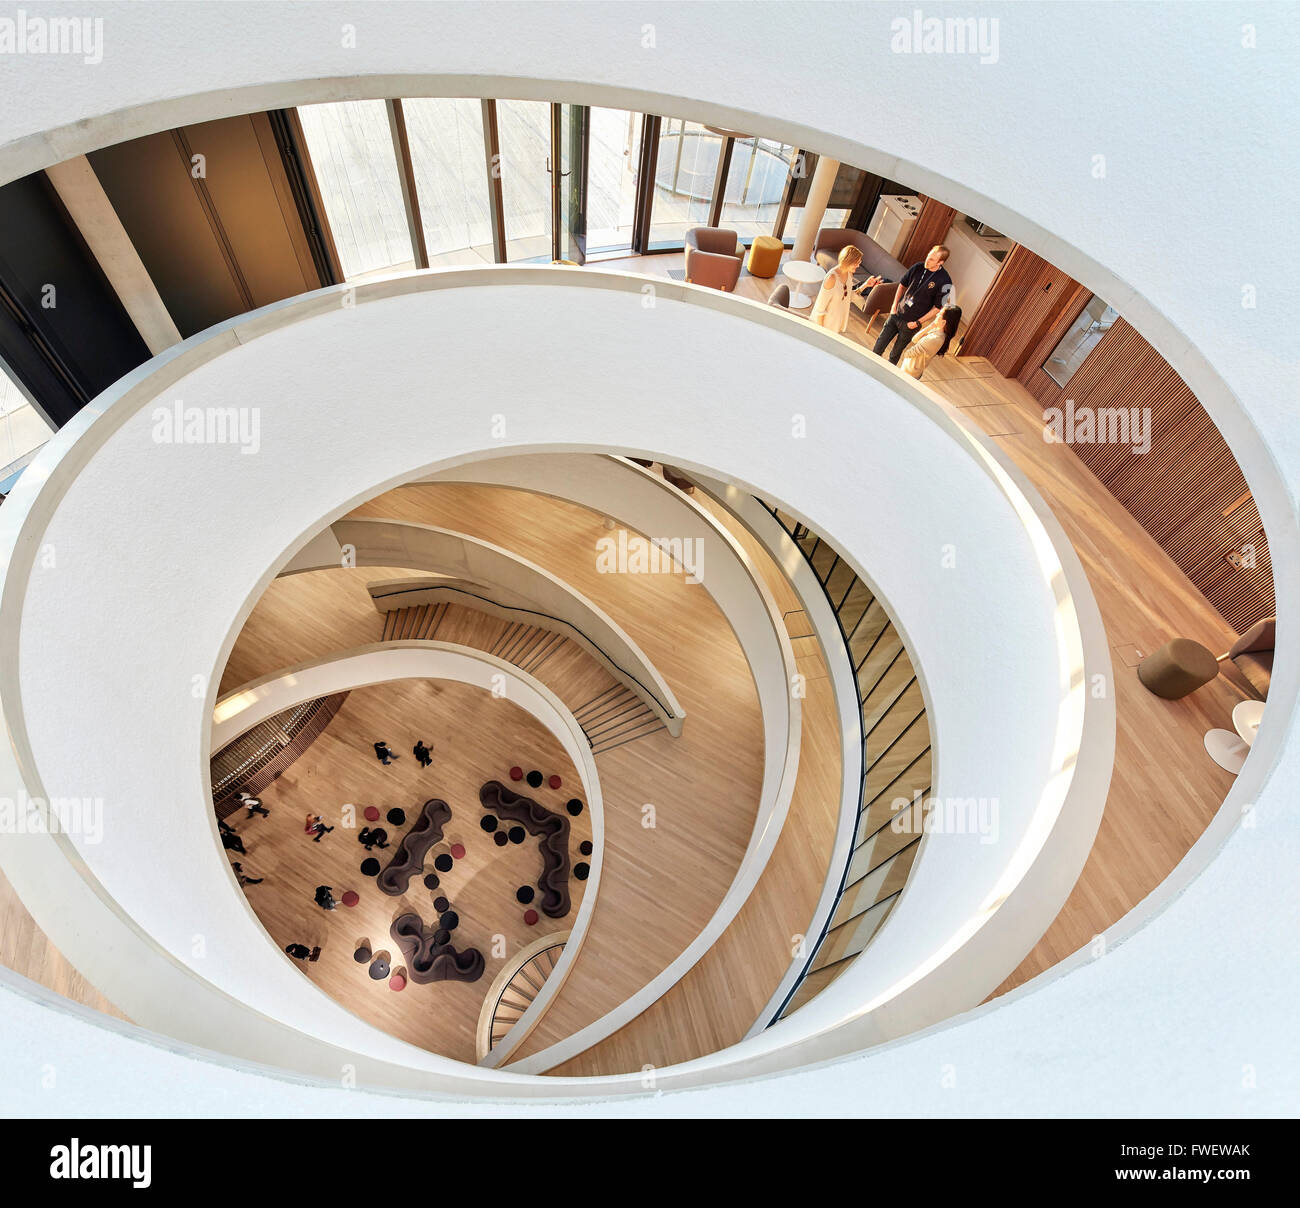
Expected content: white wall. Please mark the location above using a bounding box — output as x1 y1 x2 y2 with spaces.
0 269 1098 1098
0 0 1293 1112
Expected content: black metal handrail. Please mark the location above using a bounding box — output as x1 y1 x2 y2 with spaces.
757 500 929 1022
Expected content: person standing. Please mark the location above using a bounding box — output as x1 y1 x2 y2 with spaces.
314 885 336 911
810 245 883 334
413 740 433 768
873 245 953 364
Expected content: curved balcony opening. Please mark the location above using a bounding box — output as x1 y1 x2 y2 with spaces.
0 37 1288 1107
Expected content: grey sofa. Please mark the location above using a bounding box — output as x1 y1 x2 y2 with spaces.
684 226 743 292
813 228 907 290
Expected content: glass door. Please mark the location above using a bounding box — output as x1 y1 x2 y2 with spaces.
555 104 589 264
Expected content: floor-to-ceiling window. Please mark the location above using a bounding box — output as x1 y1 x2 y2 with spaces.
402 98 494 267
647 119 722 248
297 100 414 280
495 100 553 261
0 359 52 480
719 137 796 240
586 108 642 255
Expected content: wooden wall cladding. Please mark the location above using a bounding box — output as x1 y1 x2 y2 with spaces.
899 196 956 267
958 243 1087 377
89 113 325 338
1029 317 1275 632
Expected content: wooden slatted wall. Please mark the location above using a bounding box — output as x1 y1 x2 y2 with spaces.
1027 317 1275 631
899 196 956 266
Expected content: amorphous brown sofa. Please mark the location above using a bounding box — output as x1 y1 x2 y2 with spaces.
684 226 743 292
391 912 485 984
376 798 451 896
480 780 571 918
1220 616 1275 700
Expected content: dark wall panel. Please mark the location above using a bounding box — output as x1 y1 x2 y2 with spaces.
89 114 325 339
89 131 249 337
0 173 149 426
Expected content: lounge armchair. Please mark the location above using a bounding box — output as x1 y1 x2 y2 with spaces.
1219 616 1274 699
684 226 743 292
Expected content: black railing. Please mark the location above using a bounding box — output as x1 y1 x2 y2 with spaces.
758 501 930 1021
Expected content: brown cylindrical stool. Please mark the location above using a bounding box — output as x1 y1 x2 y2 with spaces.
1137 638 1218 699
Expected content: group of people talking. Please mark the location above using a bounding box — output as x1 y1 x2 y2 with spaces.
809 242 962 380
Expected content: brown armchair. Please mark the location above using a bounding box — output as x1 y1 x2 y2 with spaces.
684 227 743 292
1219 616 1274 700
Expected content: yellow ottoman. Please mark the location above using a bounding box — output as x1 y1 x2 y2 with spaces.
746 235 783 279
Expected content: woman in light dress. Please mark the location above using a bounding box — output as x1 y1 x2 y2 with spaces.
899 304 963 379
809 245 883 333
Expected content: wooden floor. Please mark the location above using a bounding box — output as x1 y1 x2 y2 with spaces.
607 249 1245 999
545 486 843 1075
0 867 125 1019
0 250 1257 1058
347 484 768 1062
219 481 768 1066
220 678 588 1063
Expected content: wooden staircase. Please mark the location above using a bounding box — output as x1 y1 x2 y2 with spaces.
572 684 666 754
380 602 668 755
476 936 568 1059
380 601 449 642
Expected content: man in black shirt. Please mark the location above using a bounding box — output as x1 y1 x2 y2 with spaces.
873 245 954 364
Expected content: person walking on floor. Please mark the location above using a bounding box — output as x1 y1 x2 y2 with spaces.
231 862 263 886
413 740 433 768
373 741 398 765
898 304 963 380
284 943 320 962
873 245 954 364
218 819 247 855
236 790 269 819
305 813 333 842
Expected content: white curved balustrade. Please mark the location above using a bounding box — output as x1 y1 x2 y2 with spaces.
0 267 1106 1097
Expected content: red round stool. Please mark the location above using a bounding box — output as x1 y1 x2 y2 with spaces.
450 843 466 860
509 766 523 781
523 908 539 925
389 974 406 992
363 806 380 822
548 774 562 790
341 890 359 907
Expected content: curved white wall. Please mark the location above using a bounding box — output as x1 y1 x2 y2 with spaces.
0 1 1293 1111
280 514 684 730
0 270 1100 1097
424 453 805 1067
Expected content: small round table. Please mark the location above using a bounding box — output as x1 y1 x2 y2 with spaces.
1204 699 1265 773
783 260 825 309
